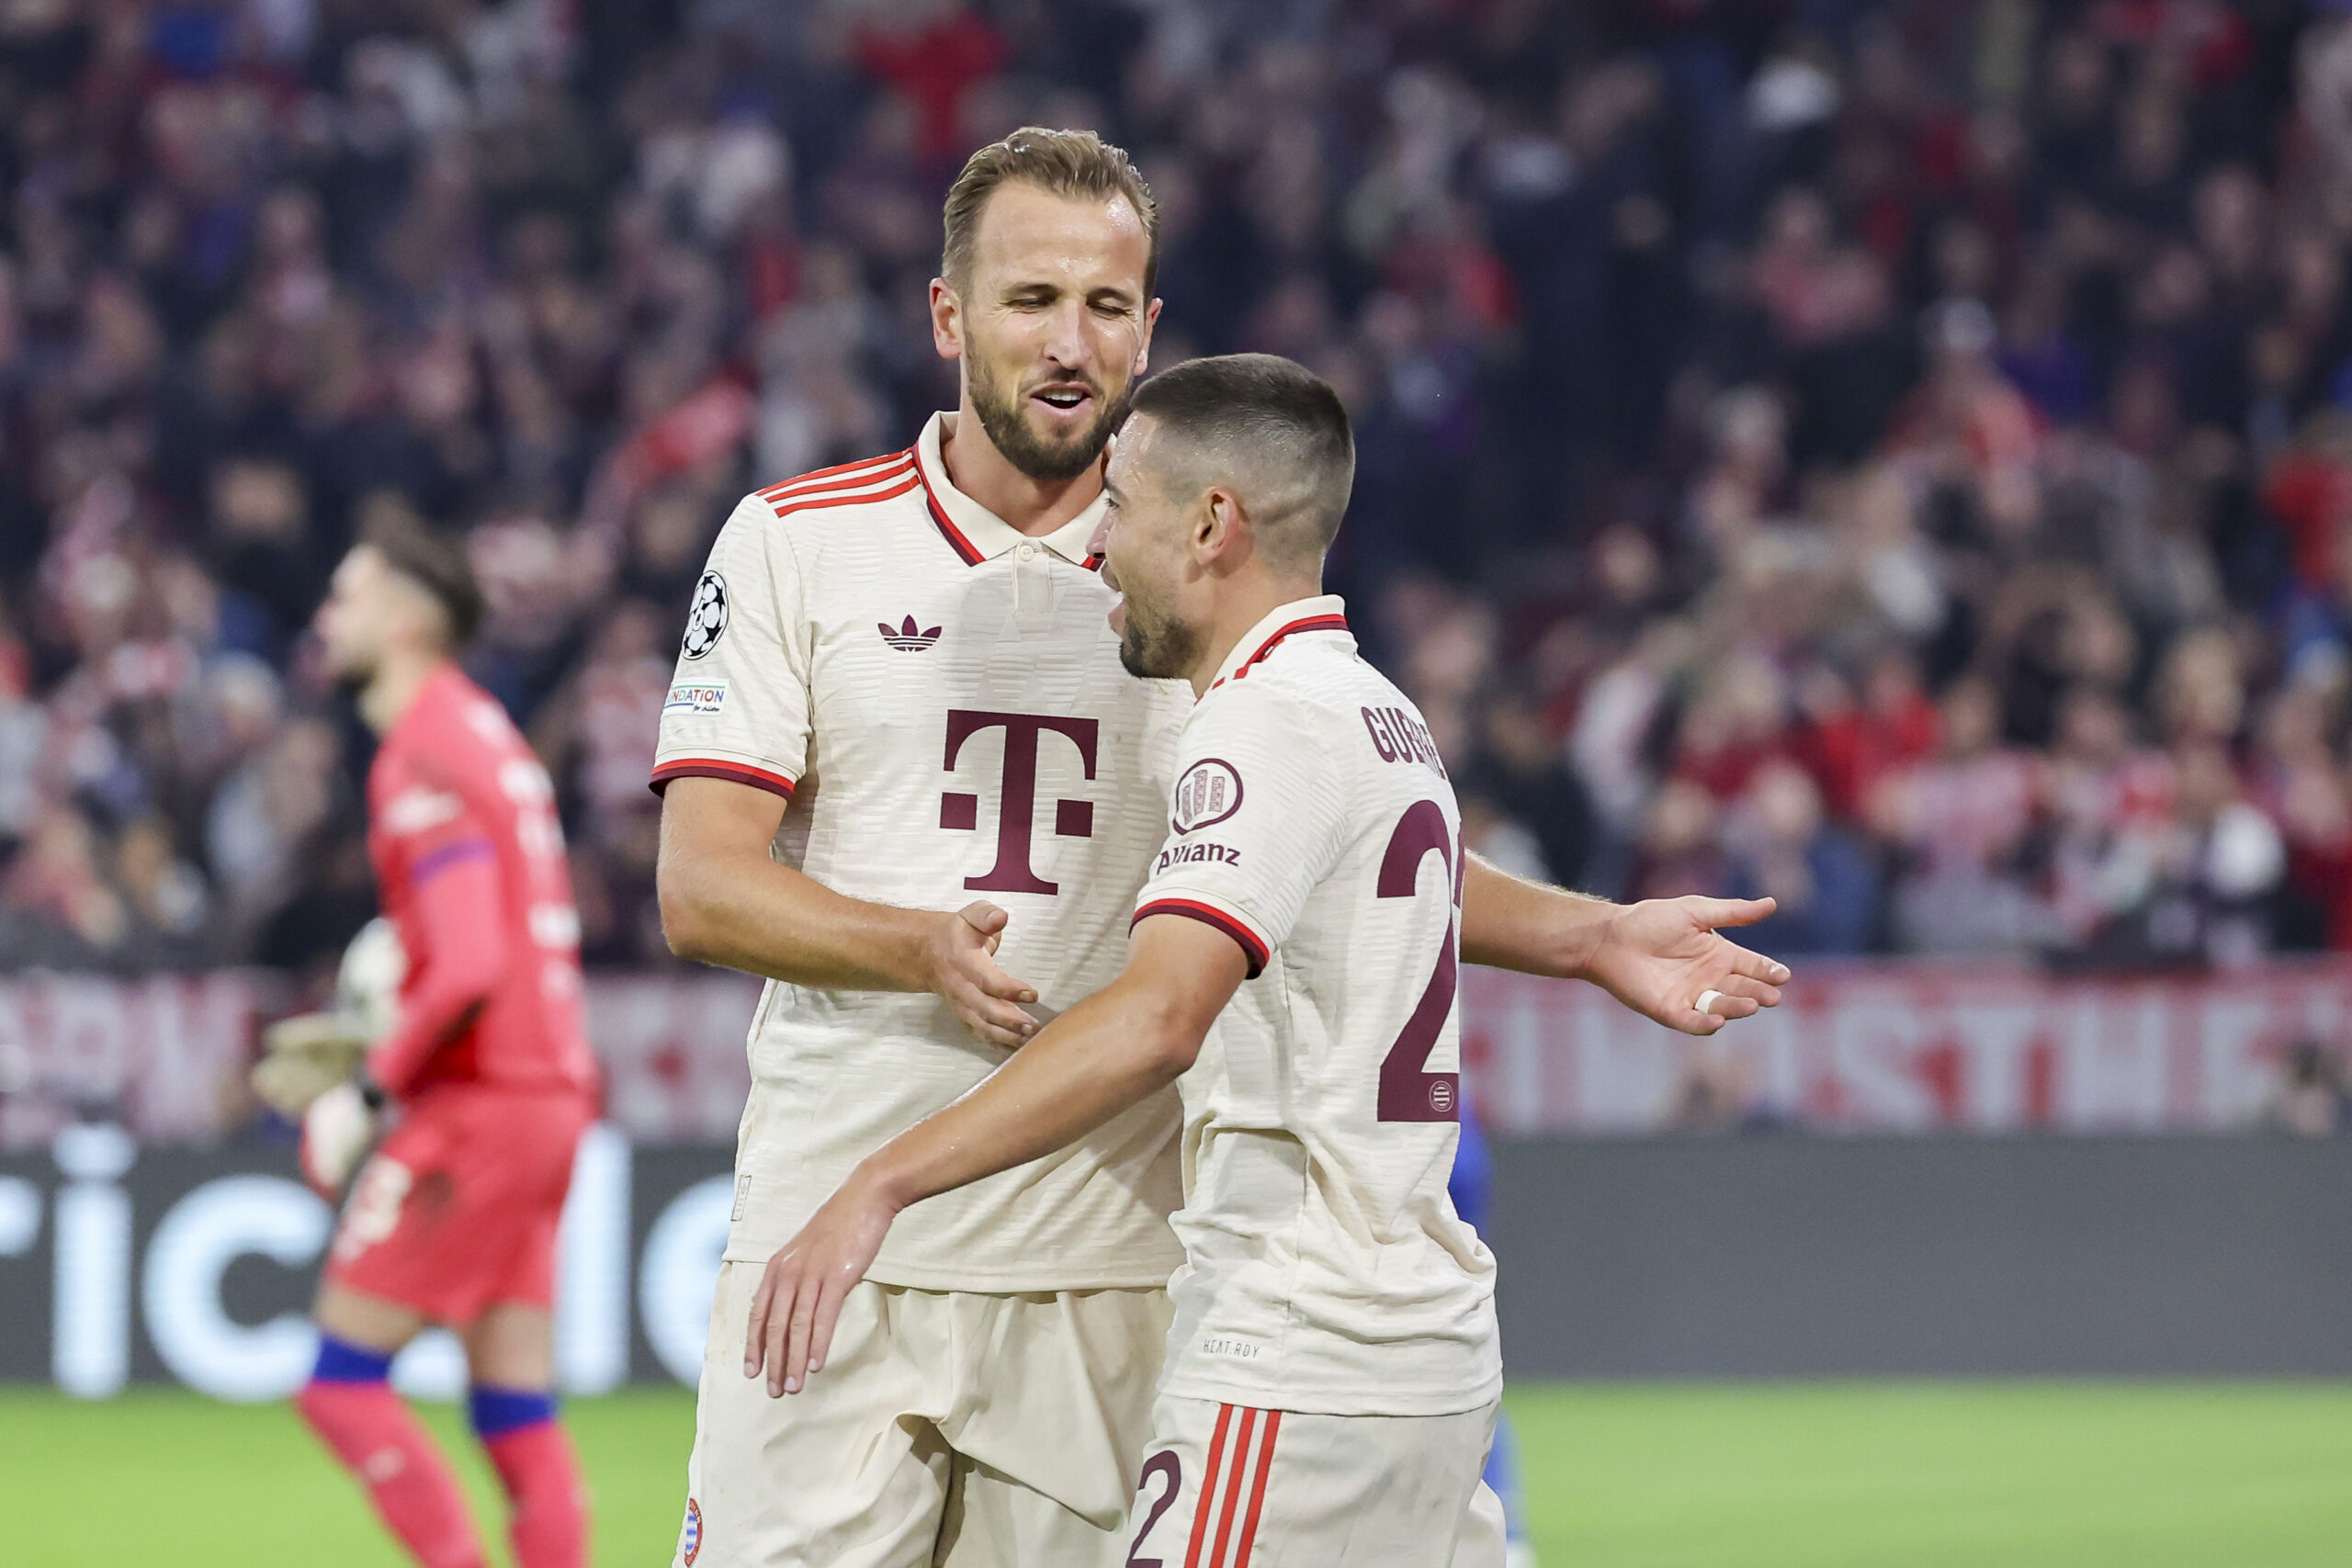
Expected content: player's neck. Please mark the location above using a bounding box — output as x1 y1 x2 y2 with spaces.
358 648 447 735
1185 577 1326 697
940 402 1102 538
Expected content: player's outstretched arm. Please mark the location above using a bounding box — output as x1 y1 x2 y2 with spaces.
1458 854 1792 1035
742 914 1247 1396
657 775 1045 1047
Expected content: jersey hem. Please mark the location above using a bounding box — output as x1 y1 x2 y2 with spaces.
718 1247 1180 1293
1156 1368 1504 1419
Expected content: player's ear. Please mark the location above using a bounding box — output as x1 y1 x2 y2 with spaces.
929 277 964 361
1196 488 1248 568
1131 298 1161 377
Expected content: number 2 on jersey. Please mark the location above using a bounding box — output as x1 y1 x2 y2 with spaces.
1375 799 1461 1122
1124 1450 1182 1567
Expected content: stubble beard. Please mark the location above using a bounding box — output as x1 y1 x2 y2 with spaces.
1116 593 1202 681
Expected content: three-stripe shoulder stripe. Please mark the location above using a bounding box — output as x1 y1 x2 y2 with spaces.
761 453 919 517
759 450 908 500
1184 1404 1281 1568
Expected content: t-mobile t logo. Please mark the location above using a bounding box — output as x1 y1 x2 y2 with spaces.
940 710 1100 894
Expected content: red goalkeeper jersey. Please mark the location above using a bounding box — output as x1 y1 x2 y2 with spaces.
363 663 600 1101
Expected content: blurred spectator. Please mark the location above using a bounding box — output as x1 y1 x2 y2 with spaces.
1627 778 1734 905
1797 647 1939 821
1459 683 1595 887
2043 682 2177 950
1725 760 1879 954
2262 1040 2350 1137
2147 740 2284 968
1876 675 2048 954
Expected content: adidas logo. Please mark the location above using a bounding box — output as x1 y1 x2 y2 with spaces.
879 615 943 651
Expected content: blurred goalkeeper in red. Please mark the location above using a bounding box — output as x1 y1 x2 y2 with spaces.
252 520 601 1568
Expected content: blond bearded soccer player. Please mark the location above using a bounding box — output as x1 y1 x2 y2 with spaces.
744 355 1792 1565
655 132 1790 1568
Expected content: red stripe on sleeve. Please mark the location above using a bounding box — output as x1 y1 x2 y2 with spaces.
649 760 797 800
1133 899 1269 978
1182 1404 1235 1568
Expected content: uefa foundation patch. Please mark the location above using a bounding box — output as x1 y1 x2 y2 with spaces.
664 679 729 716
681 1496 703 1564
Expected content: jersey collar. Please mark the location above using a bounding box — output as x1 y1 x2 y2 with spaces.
1206 595 1353 693
912 412 1107 569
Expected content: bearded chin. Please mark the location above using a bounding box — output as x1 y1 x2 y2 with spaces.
1118 609 1200 681
970 364 1125 483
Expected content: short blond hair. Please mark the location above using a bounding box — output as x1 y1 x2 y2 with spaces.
941 127 1159 299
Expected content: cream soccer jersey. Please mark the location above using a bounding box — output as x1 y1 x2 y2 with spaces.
1131 595 1501 1416
651 412 1192 1291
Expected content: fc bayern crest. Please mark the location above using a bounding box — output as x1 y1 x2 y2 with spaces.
1171 758 1244 834
681 1497 703 1564
682 571 729 660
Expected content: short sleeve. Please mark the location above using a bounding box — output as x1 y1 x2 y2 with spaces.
650 492 813 800
1132 688 1350 977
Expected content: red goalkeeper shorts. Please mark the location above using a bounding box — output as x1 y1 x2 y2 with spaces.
322 1085 595 1325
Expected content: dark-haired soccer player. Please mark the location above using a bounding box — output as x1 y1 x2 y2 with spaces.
747 354 1792 1566
256 523 600 1568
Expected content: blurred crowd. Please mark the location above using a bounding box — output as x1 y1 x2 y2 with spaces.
11 0 2352 975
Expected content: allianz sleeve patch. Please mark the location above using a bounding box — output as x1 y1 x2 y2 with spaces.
663 678 729 716
1171 757 1244 834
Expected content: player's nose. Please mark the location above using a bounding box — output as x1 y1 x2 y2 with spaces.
1039 299 1093 368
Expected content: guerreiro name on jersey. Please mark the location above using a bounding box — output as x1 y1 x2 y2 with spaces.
1131 595 1501 1417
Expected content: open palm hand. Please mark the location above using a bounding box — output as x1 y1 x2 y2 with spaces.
1582 896 1792 1035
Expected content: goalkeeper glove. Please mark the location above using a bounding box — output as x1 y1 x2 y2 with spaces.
300 1078 380 1196
250 1011 369 1117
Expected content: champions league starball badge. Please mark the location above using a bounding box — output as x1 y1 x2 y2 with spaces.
682 570 729 660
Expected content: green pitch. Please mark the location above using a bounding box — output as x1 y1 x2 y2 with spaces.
2 1382 2348 1565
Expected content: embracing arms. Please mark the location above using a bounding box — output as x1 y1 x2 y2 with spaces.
656 776 1789 1048
741 914 1245 1394
655 774 1044 1047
